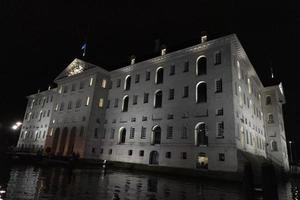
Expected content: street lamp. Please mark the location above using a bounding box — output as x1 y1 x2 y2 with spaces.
11 121 22 131
289 141 293 164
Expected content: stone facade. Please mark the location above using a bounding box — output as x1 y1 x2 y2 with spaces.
16 34 289 172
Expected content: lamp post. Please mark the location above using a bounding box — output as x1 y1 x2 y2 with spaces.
289 141 293 164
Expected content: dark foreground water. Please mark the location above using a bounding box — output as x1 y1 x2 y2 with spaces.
0 162 299 200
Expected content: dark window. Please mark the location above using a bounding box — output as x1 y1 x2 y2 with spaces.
94 128 98 138
114 98 119 107
154 90 162 108
167 114 174 119
116 79 121 88
130 127 135 139
215 79 222 93
146 71 151 81
219 153 225 161
266 96 272 105
166 152 171 159
214 51 222 65
217 122 224 138
156 68 164 84
122 96 129 112
139 150 144 157
106 100 110 108
133 95 138 105
142 116 147 121
144 93 149 103
183 86 189 98
167 126 173 139
170 65 175 75
197 57 207 75
109 149 112 154
141 127 146 139
216 108 224 116
169 89 174 100
181 152 187 159
196 82 207 103
183 61 189 72
125 76 131 90
110 129 115 139
135 74 140 83
92 148 95 153
128 150 133 156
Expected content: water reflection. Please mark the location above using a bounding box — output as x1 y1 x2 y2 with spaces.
0 164 298 200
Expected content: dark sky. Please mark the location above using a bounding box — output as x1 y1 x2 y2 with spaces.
0 1 299 158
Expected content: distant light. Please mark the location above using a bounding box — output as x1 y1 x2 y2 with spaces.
16 122 22 126
0 190 5 194
12 125 18 130
289 141 292 144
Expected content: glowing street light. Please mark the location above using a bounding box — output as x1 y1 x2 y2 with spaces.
11 121 22 130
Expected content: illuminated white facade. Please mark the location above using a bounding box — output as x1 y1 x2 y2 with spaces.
16 34 289 173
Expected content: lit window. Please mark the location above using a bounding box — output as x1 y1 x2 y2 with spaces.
247 78 251 94
237 61 241 80
99 98 104 108
86 97 90 106
238 86 243 106
58 86 62 94
101 79 107 88
89 77 93 86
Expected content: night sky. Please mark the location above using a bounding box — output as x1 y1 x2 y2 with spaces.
0 1 299 158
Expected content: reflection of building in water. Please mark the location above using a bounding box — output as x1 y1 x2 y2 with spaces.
16 34 289 174
6 167 41 200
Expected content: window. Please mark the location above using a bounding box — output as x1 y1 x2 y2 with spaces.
247 78 251 94
131 117 136 122
59 102 64 111
219 153 225 161
214 51 221 65
99 98 104 108
144 93 149 103
268 114 274 123
271 140 278 151
89 77 93 86
101 79 107 88
155 67 164 84
183 61 189 72
170 65 175 75
85 96 90 106
169 89 174 100
94 128 98 138
79 127 84 137
128 150 133 156
146 71 151 81
100 148 103 154
266 96 272 105
124 75 131 90
237 61 241 80
217 122 224 138
106 100 110 108
58 86 62 94
114 98 119 107
183 86 189 98
76 99 81 108
166 152 171 159
133 95 138 105
110 128 115 139
167 114 173 119
238 86 243 106
116 79 121 88
47 110 50 117
139 150 144 157
181 126 188 139
68 101 72 110
130 127 135 139
181 152 187 160
196 82 207 103
167 126 173 139
154 90 162 108
79 81 85 89
118 128 126 144
71 84 76 91
216 108 223 116
215 79 222 93
122 96 129 112
141 127 146 139
196 56 207 75
109 149 112 154
195 122 208 146
135 74 140 83
142 116 147 121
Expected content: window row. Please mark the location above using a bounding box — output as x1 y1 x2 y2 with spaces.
29 95 53 109
114 53 222 90
58 78 107 94
102 122 224 145
25 110 51 121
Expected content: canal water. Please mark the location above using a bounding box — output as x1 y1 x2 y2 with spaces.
0 162 298 200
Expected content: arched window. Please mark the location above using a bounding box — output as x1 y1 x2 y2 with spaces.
196 82 207 103
122 95 129 112
118 127 126 144
155 67 164 84
124 75 131 90
271 140 278 151
196 56 207 75
195 122 208 146
57 127 68 156
52 128 60 154
66 127 76 155
154 90 162 108
151 125 161 145
266 96 272 105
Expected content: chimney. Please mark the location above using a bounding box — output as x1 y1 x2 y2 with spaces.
160 44 167 56
201 31 208 43
130 55 136 65
48 85 51 90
